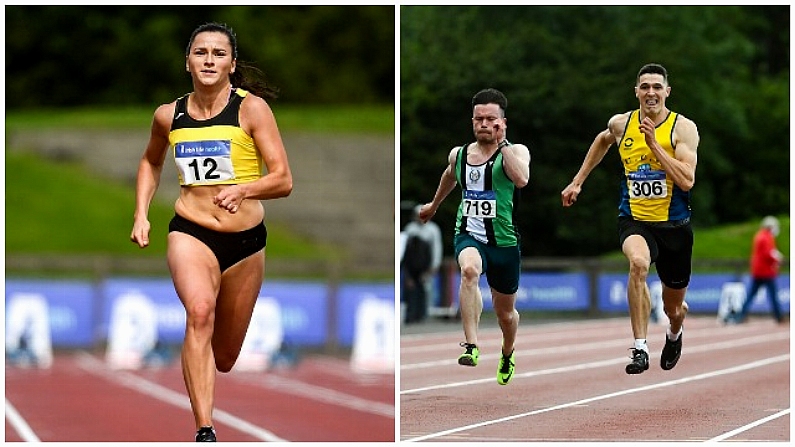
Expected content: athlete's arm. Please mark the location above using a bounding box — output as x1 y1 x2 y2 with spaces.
640 115 698 191
214 94 293 213
419 147 459 224
131 103 173 248
500 141 531 188
561 113 625 207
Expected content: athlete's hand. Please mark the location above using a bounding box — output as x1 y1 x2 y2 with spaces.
214 186 245 214
418 203 436 224
494 123 507 144
639 117 658 147
561 182 581 207
130 218 151 248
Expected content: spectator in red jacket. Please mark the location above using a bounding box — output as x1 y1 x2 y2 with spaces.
730 216 785 324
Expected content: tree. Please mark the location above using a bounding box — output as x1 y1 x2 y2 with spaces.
400 5 789 256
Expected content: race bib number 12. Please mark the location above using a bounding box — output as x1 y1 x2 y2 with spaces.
174 140 235 185
463 190 497 218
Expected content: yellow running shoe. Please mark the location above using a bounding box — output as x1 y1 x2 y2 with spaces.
458 342 479 366
497 350 515 385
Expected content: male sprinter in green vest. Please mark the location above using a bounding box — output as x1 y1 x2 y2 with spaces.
419 88 531 385
561 63 700 375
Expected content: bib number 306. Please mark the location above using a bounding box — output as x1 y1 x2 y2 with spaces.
463 190 497 218
627 171 667 199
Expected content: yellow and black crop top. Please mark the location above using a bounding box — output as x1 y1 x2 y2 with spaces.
169 88 263 186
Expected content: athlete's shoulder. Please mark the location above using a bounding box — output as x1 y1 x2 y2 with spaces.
674 113 698 132
447 145 463 165
672 113 700 149
608 110 633 130
152 101 177 131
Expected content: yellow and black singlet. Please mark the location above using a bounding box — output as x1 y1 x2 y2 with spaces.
169 88 262 186
617 110 691 222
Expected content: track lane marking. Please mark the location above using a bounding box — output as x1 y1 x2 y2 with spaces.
401 330 789 383
400 317 629 343
231 373 394 418
5 398 40 442
75 352 286 442
403 354 789 442
707 408 790 442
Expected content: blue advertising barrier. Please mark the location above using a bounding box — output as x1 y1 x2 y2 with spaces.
6 277 391 349
100 278 185 344
259 281 328 346
6 279 95 348
336 283 395 346
100 279 329 346
451 272 590 311
597 273 790 313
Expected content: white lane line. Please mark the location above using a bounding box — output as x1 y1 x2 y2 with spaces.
400 317 629 343
400 325 770 356
75 352 286 442
401 331 790 390
403 354 789 442
707 408 790 442
5 398 41 442
232 373 394 418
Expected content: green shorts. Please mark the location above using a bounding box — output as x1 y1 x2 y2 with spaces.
454 233 521 295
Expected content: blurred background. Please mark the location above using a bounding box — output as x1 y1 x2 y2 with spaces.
399 5 789 323
6 5 395 368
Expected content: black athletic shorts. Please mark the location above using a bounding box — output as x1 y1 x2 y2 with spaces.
454 233 521 295
168 214 267 272
618 216 693 289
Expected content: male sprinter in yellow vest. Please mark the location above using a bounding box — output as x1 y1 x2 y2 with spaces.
561 63 699 374
419 89 531 385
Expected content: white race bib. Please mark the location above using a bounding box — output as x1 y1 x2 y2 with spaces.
627 170 667 199
463 190 497 218
174 140 235 185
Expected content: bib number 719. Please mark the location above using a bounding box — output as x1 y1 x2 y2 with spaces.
463 190 497 218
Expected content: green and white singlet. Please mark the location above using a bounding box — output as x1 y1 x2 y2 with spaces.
454 142 521 247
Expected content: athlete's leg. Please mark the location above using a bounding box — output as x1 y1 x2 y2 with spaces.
622 235 652 341
168 232 221 429
458 247 483 345
491 289 519 356
662 285 688 334
212 251 265 372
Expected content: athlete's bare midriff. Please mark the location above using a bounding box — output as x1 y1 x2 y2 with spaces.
174 184 264 232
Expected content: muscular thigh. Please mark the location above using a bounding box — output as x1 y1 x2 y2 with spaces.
168 232 221 308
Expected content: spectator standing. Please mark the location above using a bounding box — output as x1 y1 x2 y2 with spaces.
730 216 785 324
401 205 443 323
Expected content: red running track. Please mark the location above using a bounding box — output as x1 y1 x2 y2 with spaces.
6 352 394 442
400 315 789 442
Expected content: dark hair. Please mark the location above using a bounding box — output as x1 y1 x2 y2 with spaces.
186 22 278 99
637 63 668 84
472 88 507 116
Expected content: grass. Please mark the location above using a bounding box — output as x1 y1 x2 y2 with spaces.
5 151 338 261
692 217 789 260
5 103 392 267
5 103 394 135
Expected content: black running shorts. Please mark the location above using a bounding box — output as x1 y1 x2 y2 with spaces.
169 214 267 272
618 216 693 289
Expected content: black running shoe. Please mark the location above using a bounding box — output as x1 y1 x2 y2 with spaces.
196 426 216 442
660 332 682 371
625 348 649 374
